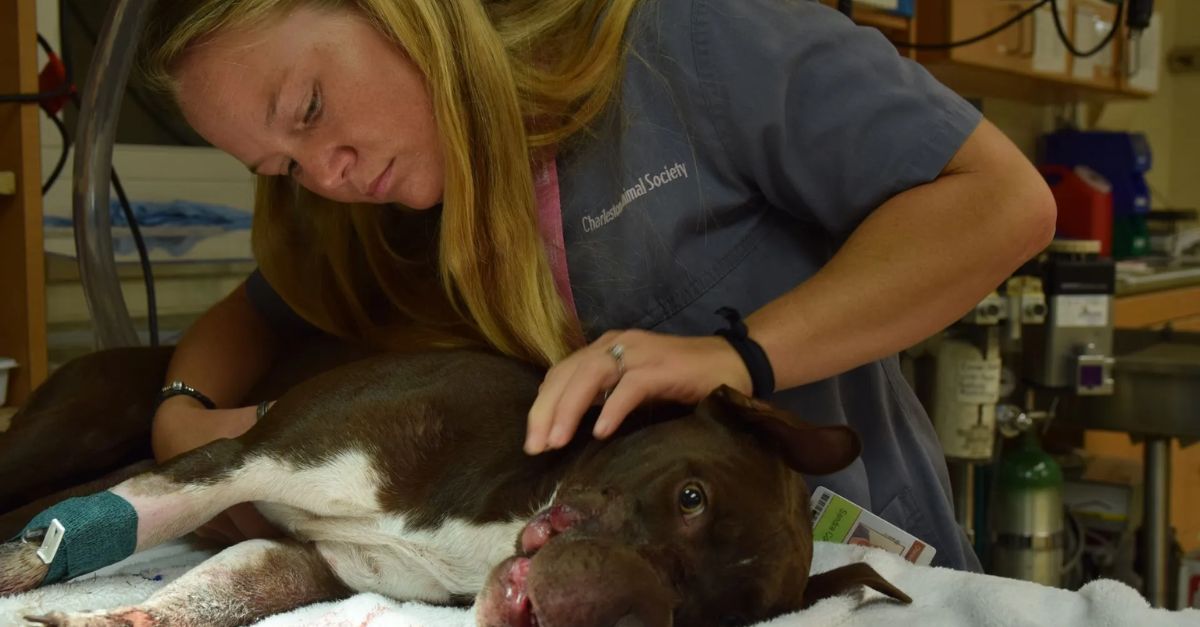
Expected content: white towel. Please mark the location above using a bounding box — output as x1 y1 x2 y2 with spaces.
3 540 1198 626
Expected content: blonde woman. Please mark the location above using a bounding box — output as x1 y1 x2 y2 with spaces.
142 0 1055 572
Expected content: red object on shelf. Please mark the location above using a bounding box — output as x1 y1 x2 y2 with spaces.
37 52 72 116
1040 164 1114 257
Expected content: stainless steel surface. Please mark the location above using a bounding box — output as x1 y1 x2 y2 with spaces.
1023 296 1114 391
1056 329 1200 439
72 0 155 349
1056 329 1195 606
1144 438 1170 608
1116 342 1200 376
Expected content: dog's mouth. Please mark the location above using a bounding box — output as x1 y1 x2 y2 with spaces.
496 556 541 627
501 504 581 627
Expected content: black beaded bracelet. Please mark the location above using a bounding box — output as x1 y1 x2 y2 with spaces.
157 380 217 410
713 307 775 398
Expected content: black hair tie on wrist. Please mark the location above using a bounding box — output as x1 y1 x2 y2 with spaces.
713 307 775 398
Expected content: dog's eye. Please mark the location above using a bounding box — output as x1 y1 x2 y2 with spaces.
679 483 706 515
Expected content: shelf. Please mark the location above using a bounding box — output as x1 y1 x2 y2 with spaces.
923 60 1150 104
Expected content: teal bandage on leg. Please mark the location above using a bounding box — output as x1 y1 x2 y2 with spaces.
11 491 138 585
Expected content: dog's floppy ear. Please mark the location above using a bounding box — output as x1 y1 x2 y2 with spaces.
802 563 912 607
700 386 861 475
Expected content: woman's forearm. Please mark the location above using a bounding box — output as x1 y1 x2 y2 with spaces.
747 120 1056 390
162 282 278 407
152 282 279 461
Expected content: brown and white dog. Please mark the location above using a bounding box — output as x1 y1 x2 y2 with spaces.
0 346 909 626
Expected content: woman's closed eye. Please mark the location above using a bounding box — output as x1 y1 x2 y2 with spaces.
302 83 322 125
285 84 323 177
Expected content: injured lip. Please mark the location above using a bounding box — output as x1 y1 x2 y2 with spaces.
502 557 541 627
520 504 582 556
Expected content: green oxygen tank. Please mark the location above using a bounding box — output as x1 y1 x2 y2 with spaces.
991 430 1064 587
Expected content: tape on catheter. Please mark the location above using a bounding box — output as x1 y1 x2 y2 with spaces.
12 491 138 584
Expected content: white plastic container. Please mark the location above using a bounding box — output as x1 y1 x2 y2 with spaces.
0 357 16 406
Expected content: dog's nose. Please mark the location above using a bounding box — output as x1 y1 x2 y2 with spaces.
520 504 582 555
526 538 673 627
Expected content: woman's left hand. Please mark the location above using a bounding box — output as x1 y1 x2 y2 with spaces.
524 329 752 454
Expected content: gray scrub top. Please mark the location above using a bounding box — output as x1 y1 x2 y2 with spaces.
248 0 984 571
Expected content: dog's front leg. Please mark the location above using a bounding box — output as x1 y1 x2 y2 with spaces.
24 539 349 627
2 439 263 594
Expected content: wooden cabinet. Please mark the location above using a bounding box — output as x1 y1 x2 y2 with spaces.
813 0 1156 103
913 0 1153 102
1069 0 1120 89
0 0 48 407
933 0 1041 75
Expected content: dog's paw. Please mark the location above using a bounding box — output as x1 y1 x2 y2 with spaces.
0 540 49 595
24 613 73 627
25 608 158 626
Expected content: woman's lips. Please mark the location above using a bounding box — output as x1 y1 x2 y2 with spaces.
367 158 396 200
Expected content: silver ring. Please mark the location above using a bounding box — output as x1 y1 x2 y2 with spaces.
608 343 626 377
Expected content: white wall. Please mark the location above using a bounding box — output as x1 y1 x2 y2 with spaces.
1167 0 1200 215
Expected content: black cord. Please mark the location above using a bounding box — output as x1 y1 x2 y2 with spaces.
0 35 74 104
1049 0 1125 58
0 83 73 103
0 31 161 346
107 163 160 347
892 0 1051 50
36 33 56 60
892 0 1124 57
18 31 159 345
42 111 70 194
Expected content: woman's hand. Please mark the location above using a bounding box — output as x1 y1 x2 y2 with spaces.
151 397 258 462
151 398 282 544
524 330 753 454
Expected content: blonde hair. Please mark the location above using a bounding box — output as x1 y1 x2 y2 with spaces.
140 0 641 366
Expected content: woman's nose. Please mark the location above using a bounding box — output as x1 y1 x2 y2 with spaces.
306 143 355 192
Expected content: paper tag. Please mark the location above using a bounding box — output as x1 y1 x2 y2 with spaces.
36 519 65 565
1054 295 1109 328
811 487 936 566
956 358 1001 404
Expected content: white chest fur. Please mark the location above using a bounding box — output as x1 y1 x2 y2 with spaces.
242 450 532 602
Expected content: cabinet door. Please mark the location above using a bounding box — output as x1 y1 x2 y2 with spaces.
1069 0 1119 89
946 0 1038 74
1029 3 1070 78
